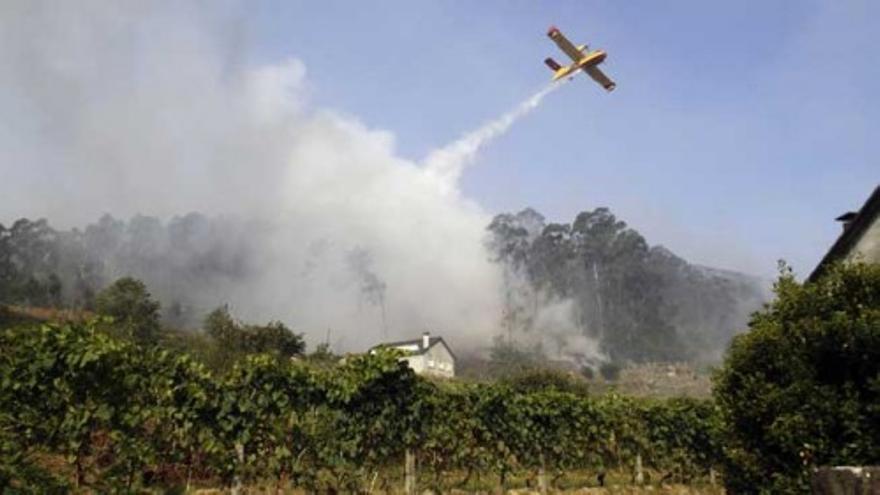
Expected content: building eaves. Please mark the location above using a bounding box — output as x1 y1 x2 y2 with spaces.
371 336 457 361
808 185 880 282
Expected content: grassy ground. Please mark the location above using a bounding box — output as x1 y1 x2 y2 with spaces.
183 469 724 494
0 304 93 328
589 363 714 399
189 487 723 494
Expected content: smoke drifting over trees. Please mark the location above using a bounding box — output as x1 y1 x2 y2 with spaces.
1 208 766 363
486 208 768 363
0 2 767 361
0 1 504 350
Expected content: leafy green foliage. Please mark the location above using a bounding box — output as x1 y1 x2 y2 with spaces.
306 342 338 367
1 321 161 489
94 277 161 344
1 319 722 491
714 262 880 493
203 305 305 368
0 214 269 327
639 398 722 483
487 207 766 363
500 368 590 396
0 219 63 307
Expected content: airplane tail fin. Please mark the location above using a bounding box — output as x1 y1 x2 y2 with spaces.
544 57 562 71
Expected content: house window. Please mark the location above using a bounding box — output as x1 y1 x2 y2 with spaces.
428 359 435 368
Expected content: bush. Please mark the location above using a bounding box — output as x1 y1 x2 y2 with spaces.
202 306 305 369
0 320 163 490
94 277 161 344
713 263 880 493
501 368 590 396
0 318 722 491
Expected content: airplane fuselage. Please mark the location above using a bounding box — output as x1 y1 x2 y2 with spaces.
545 26 616 90
577 50 607 68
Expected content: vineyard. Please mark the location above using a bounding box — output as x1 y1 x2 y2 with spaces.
0 320 721 493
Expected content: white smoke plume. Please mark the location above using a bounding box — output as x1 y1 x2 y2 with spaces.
0 1 562 352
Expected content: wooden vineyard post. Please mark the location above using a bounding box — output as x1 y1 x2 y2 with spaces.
404 448 417 495
634 453 644 485
538 453 548 494
232 442 245 495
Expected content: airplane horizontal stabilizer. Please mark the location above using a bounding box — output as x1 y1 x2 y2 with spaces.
544 57 562 71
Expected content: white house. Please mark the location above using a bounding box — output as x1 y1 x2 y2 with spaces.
372 332 456 378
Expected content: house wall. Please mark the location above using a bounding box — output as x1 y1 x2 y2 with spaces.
398 343 455 378
847 215 880 264
402 355 426 374
420 343 455 378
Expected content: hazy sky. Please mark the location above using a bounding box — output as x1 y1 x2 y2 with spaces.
250 0 878 277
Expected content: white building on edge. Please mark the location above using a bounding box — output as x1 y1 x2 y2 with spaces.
371 332 456 378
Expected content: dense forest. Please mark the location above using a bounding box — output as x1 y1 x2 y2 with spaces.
486 208 768 364
0 214 264 327
0 208 767 365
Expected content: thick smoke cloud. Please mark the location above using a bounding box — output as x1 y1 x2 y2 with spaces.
0 1 568 350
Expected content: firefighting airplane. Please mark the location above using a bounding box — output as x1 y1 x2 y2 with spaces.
544 26 616 91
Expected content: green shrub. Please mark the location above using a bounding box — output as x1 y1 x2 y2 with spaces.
202 305 305 370
501 368 590 396
94 277 161 344
714 262 880 493
0 319 723 491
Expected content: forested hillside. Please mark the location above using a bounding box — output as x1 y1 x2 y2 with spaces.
487 208 768 364
0 214 265 327
1 208 767 364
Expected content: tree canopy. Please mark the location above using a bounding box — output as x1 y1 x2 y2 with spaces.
95 277 161 344
714 262 880 493
486 207 766 364
203 305 305 367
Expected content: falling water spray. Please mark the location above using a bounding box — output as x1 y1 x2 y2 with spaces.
423 81 566 187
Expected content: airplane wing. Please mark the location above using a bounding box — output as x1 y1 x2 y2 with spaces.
584 66 616 91
549 29 585 62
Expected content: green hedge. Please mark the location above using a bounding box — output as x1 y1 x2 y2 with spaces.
714 263 880 494
1 320 721 491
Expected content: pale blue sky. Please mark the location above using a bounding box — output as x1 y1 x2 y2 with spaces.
254 1 875 277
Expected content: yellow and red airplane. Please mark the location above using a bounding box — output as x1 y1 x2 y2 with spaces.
544 26 616 91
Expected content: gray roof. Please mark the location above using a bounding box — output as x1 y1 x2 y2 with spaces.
371 335 457 361
809 185 880 282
